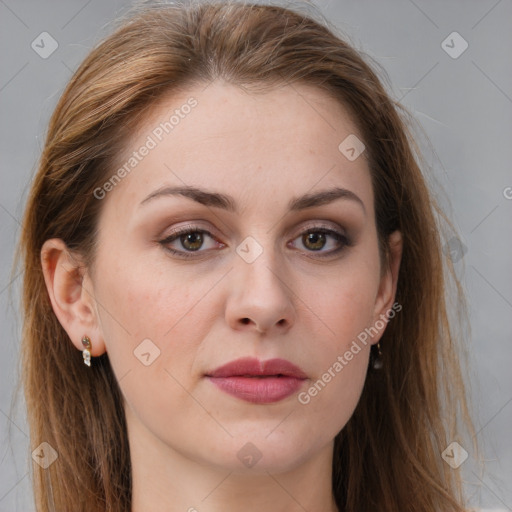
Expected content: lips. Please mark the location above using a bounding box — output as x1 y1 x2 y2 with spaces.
205 357 308 404
207 357 308 379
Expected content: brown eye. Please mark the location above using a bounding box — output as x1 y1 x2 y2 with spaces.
290 227 350 257
302 232 327 251
180 231 204 251
159 226 222 258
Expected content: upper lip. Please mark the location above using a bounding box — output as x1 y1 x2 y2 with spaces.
206 357 308 379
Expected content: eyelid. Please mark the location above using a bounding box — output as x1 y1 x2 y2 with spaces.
160 219 346 244
158 220 351 260
290 220 347 238
159 221 218 239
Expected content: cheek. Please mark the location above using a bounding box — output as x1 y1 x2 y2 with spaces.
91 249 218 436
300 252 381 350
294 270 376 430
297 347 368 440
292 248 380 425
94 248 215 369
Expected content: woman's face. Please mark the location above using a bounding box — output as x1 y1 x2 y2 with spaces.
85 81 399 473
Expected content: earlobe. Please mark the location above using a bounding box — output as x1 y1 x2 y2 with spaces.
40 238 105 357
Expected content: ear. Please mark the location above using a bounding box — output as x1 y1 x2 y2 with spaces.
40 238 106 357
370 230 403 344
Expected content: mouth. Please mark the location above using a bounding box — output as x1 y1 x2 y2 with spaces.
205 357 308 404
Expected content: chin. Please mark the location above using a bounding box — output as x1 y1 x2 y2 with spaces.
200 431 321 475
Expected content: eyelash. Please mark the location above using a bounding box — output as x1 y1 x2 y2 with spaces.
158 224 351 259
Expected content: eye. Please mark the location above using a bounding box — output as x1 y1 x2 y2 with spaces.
289 227 350 257
159 224 351 259
159 225 222 258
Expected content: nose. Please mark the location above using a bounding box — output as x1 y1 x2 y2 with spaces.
225 249 296 336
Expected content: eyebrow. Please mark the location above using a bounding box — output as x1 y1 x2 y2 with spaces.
140 185 366 215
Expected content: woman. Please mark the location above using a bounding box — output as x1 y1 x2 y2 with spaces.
18 1 478 510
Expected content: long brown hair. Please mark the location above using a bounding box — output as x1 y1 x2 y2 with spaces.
17 1 478 510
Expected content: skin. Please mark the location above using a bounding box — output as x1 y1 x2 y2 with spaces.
41 80 402 512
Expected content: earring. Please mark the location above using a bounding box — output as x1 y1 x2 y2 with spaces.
371 342 383 370
81 335 92 367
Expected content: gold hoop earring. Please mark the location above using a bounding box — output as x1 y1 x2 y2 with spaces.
81 335 92 367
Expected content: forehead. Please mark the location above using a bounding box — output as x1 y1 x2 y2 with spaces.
100 80 373 220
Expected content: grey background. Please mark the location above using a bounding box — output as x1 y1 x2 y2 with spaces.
1 1 511 510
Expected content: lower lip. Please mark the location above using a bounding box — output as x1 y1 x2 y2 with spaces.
207 376 306 404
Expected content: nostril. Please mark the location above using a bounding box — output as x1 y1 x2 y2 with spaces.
241 318 250 325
